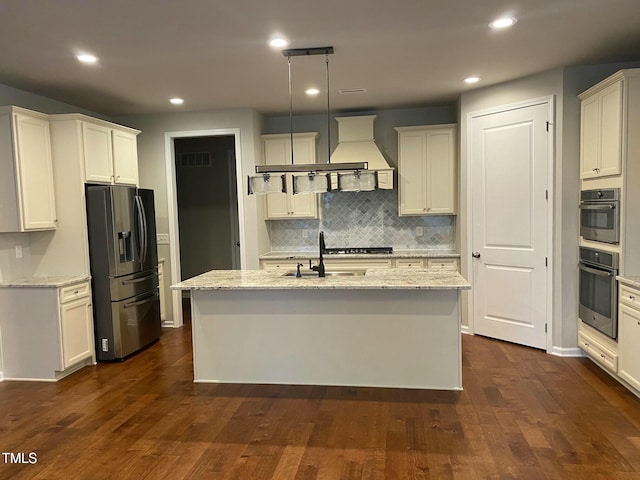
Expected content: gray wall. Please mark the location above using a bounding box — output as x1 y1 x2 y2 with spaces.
0 82 108 283
459 61 640 352
113 108 267 325
263 105 456 169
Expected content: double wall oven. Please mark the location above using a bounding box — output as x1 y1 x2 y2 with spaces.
578 188 621 340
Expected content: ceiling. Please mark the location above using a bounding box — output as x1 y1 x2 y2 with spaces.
1 0 639 117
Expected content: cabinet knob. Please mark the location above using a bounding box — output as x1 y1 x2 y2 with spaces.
630 295 635 301
472 252 481 259
600 354 605 359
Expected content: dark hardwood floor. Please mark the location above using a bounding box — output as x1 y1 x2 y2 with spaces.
1 323 640 480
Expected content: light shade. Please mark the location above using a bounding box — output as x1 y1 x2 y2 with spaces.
247 174 286 195
337 171 378 192
292 173 331 194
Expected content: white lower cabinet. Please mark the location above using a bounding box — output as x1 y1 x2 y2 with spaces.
0 280 94 380
619 283 640 391
578 330 618 374
260 256 459 272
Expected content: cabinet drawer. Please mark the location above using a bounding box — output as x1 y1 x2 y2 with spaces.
620 285 640 310
427 258 459 271
396 259 424 269
59 282 90 304
324 259 392 270
578 331 618 373
260 260 303 270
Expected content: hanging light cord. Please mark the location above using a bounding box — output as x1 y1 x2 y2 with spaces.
288 55 294 166
325 54 331 165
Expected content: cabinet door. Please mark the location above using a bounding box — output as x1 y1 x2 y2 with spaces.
112 129 139 185
13 113 57 230
60 296 94 368
288 137 318 217
398 131 427 215
580 81 622 179
619 305 640 391
425 128 456 214
264 138 290 218
580 95 600 179
82 122 114 183
598 81 622 177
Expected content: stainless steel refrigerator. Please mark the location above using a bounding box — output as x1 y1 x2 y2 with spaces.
86 185 161 361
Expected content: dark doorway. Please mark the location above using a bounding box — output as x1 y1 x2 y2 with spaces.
174 135 240 281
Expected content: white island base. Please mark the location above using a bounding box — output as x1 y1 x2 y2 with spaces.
190 288 462 390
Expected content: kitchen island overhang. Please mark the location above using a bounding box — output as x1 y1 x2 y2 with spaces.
173 269 471 390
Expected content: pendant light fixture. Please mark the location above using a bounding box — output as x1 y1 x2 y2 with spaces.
248 46 368 195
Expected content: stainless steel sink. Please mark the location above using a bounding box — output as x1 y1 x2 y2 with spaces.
283 270 367 277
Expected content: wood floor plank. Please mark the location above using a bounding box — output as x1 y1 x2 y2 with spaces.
1 326 640 479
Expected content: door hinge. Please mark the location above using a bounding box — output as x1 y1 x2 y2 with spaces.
545 257 548 267
545 323 548 333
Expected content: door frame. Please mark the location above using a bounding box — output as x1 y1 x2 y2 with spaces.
464 95 555 352
164 128 246 328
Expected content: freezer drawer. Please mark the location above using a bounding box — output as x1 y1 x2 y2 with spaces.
97 290 161 360
110 269 158 302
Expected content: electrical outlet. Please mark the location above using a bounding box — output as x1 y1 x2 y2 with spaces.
157 233 169 245
15 245 22 259
416 226 424 237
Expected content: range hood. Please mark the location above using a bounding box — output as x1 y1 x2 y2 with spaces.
330 115 394 190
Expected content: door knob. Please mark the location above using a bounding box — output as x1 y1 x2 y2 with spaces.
472 252 481 258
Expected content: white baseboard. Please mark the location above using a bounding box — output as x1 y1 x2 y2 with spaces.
461 325 472 335
550 346 585 357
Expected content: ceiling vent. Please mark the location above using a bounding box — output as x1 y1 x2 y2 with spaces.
339 88 367 94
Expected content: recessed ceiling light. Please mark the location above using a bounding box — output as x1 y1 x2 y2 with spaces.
464 76 481 84
305 88 320 96
169 98 184 105
268 35 289 48
76 53 98 64
489 16 517 29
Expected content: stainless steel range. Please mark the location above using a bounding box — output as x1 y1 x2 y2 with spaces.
323 247 393 255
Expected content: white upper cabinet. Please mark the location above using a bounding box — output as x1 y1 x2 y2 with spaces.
0 106 57 232
262 132 319 219
579 76 623 179
396 124 457 216
83 120 140 185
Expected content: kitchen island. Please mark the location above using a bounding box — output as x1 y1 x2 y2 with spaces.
172 268 470 390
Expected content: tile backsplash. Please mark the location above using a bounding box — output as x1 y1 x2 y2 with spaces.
268 190 455 251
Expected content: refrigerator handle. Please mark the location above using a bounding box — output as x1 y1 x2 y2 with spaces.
134 195 145 263
136 195 148 264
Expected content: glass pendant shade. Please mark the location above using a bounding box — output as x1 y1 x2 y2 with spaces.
292 173 331 194
337 171 378 192
247 174 286 195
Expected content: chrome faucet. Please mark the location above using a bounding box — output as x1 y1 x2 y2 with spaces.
310 231 326 277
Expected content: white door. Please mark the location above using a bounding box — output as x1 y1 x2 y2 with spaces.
471 100 550 350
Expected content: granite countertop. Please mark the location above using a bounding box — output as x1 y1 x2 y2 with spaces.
172 268 470 291
617 276 640 289
0 275 90 288
260 249 460 260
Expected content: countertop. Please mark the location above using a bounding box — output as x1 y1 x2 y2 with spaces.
260 249 460 260
617 276 640 289
0 275 90 288
172 268 470 291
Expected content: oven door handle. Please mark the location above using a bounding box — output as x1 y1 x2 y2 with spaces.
579 204 615 210
579 263 614 277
